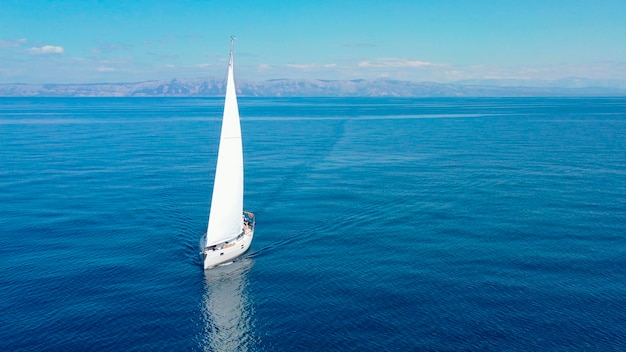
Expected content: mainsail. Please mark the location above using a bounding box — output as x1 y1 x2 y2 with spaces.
206 39 244 246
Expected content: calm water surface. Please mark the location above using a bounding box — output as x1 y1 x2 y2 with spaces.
1 97 625 351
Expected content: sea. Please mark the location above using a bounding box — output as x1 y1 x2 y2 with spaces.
1 97 625 351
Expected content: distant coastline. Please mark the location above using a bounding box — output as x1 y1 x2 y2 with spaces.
2 78 625 97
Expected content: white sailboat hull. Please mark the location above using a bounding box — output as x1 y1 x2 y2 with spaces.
203 212 255 269
203 231 253 269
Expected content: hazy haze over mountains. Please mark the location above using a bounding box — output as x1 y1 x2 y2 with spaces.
1 78 625 97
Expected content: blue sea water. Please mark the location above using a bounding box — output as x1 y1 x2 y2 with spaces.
1 97 625 351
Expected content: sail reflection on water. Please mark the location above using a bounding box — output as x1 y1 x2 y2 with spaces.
200 258 256 352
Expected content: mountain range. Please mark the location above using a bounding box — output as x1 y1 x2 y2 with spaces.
1 78 625 97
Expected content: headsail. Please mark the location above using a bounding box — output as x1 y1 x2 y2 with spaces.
206 37 244 246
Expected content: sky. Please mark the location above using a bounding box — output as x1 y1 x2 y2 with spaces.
1 0 625 84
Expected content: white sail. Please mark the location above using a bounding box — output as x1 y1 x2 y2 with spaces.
206 40 244 246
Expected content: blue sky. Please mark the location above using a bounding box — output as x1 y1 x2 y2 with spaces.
1 0 625 84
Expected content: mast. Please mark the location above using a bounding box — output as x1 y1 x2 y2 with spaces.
230 36 236 64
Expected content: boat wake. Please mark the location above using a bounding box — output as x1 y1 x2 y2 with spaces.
246 233 300 258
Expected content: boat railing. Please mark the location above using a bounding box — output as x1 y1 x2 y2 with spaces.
243 211 255 227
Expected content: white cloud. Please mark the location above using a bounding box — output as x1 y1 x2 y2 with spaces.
0 38 28 48
27 45 64 54
429 61 626 82
285 63 319 70
96 66 115 72
285 63 338 71
358 58 441 68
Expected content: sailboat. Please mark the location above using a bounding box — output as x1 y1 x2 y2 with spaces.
202 37 255 269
